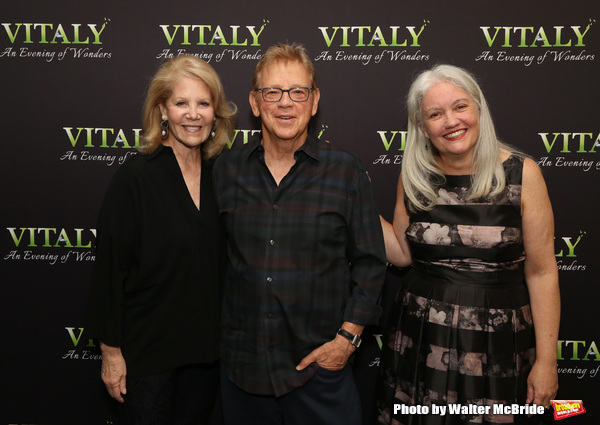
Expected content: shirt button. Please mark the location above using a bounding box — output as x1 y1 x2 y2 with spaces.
269 239 275 246
272 204 278 210
266 277 273 283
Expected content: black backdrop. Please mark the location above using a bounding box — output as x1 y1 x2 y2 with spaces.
2 1 599 424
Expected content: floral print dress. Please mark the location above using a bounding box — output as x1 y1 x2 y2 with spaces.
377 156 538 425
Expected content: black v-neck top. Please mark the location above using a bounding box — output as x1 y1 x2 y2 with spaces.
85 145 224 376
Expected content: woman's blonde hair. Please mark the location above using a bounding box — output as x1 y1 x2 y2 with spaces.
139 55 237 161
402 64 514 212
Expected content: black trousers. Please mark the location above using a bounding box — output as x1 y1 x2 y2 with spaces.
221 365 362 425
119 362 220 425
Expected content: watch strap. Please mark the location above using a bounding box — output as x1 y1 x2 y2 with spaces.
337 328 362 348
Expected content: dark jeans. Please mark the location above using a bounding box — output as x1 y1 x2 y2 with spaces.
119 362 220 425
221 365 362 425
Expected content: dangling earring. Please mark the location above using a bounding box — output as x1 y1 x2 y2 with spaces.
425 139 430 150
210 118 217 140
160 115 169 140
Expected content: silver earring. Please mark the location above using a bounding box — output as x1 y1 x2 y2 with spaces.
425 137 430 150
160 115 169 140
210 118 216 139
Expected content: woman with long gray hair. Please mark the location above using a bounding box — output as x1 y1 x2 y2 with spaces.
376 64 559 424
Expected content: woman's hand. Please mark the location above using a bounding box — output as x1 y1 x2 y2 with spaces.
100 342 127 402
526 360 558 408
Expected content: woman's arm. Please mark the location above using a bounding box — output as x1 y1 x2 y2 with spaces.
381 174 413 268
521 157 560 407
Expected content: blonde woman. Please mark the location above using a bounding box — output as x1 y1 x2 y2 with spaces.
86 55 236 424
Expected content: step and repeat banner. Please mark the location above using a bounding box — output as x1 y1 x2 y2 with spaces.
2 1 599 423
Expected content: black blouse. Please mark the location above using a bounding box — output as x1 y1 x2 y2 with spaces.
85 145 224 376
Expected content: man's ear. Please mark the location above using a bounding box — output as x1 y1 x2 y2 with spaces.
249 91 261 118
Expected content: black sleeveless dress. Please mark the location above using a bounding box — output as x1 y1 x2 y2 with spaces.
376 156 538 425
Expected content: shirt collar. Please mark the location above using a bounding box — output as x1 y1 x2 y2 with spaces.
246 133 320 162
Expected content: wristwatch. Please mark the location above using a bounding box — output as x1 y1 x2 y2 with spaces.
337 328 362 348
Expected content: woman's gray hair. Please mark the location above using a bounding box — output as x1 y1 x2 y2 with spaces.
402 64 515 212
